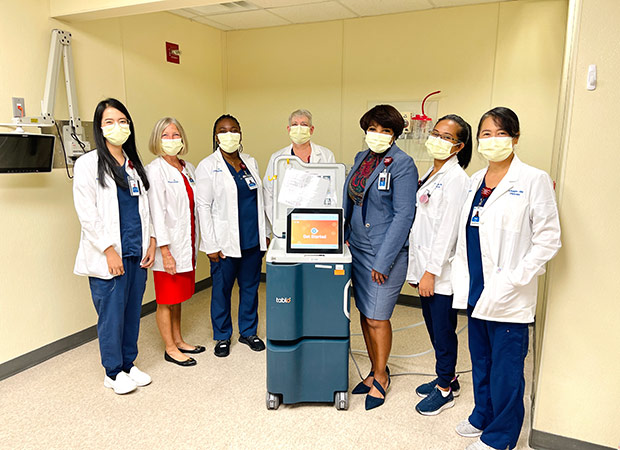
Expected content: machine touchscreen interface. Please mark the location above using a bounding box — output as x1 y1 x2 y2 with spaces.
286 208 343 254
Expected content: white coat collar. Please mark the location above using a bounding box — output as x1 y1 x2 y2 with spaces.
420 155 460 188
478 153 523 210
286 141 320 160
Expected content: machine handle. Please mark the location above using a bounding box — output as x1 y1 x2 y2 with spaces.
343 279 351 320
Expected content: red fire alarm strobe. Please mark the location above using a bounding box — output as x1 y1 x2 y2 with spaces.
166 42 180 64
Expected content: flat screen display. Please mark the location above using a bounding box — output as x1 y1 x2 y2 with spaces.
0 132 55 173
286 208 343 254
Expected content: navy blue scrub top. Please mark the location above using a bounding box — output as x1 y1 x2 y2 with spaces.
225 160 259 250
466 180 493 307
115 162 142 258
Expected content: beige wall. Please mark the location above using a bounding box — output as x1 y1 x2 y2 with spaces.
0 0 223 364
534 0 620 447
225 0 567 176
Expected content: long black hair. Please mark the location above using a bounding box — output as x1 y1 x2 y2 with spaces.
212 114 241 152
435 114 472 169
93 98 149 190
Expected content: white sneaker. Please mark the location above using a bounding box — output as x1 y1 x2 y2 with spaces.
127 366 152 387
104 372 137 395
465 439 496 450
456 419 483 438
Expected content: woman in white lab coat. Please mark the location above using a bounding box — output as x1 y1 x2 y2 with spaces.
451 107 561 450
73 98 156 395
146 117 204 367
406 114 471 416
195 114 268 358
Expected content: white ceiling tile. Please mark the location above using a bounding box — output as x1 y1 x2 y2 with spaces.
338 0 433 16
169 9 200 19
250 0 327 7
190 2 259 15
207 9 292 29
271 2 357 23
191 15 234 30
430 0 502 7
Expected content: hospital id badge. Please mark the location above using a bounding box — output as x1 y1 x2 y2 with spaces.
378 172 391 191
128 177 141 196
470 206 482 227
243 174 258 190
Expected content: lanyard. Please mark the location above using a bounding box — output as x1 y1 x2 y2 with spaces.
478 186 494 206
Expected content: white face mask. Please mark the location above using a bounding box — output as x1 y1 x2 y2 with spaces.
477 137 514 162
425 135 457 160
217 132 241 153
289 125 312 145
161 138 183 156
102 123 131 147
365 131 392 154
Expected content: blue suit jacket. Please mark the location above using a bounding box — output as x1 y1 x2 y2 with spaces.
343 143 418 275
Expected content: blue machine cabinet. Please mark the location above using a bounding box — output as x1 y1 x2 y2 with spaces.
265 251 351 410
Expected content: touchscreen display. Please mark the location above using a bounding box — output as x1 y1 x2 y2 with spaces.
286 208 343 254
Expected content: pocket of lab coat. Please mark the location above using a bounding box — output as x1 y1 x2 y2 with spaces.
483 269 533 317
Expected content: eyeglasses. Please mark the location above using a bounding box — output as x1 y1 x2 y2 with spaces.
429 131 459 144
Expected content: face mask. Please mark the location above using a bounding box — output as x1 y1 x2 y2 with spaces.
102 123 131 147
425 135 457 160
161 138 183 156
365 131 392 154
289 125 312 145
477 137 514 162
217 132 241 153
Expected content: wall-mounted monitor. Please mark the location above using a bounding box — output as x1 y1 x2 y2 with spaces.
0 132 55 173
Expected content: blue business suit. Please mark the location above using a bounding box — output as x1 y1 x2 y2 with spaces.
344 143 418 319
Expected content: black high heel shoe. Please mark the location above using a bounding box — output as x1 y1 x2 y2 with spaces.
352 366 390 395
365 371 391 411
352 371 374 395
164 351 197 367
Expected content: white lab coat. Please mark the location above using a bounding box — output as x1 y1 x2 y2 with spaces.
451 155 561 323
407 156 469 295
145 157 199 273
262 142 335 234
195 149 268 258
73 150 151 280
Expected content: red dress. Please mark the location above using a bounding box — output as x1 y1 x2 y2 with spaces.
153 171 196 305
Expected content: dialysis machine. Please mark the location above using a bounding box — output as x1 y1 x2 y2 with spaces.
265 156 351 411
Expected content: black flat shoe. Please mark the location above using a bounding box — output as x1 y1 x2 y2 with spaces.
178 345 206 354
238 335 265 352
164 351 196 366
214 339 231 357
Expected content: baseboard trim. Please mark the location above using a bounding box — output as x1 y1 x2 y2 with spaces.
0 277 213 381
530 429 615 450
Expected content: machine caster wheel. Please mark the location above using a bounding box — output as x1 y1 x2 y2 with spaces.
266 392 280 410
335 391 348 410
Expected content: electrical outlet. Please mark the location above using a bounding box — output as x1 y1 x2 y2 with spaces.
12 97 25 117
62 125 90 165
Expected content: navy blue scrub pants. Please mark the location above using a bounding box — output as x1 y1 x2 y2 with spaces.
467 306 529 450
420 293 458 389
209 245 262 341
88 256 147 379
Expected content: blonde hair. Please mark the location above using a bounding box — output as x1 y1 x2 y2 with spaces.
148 117 189 156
